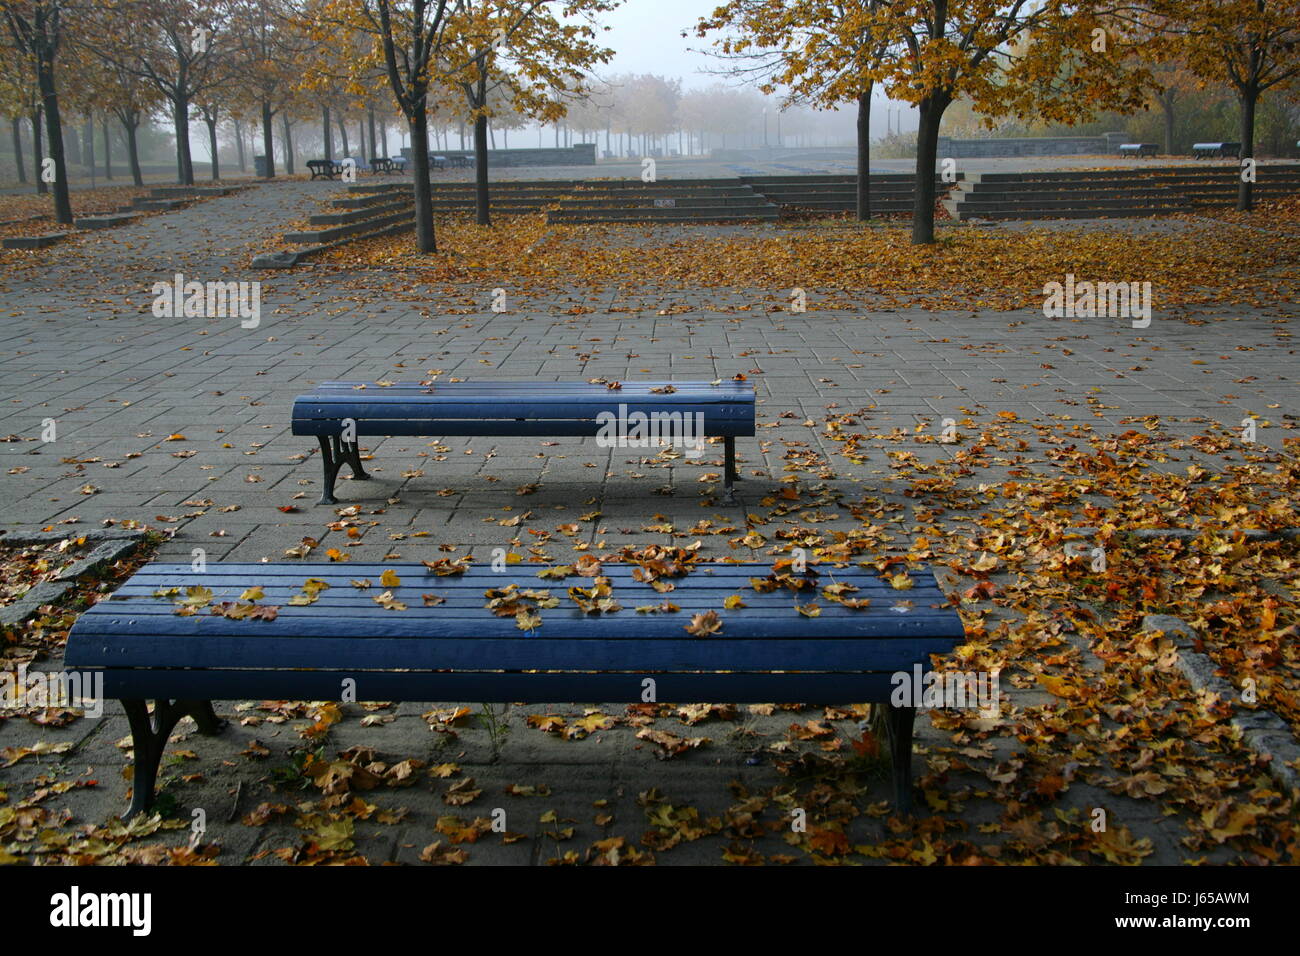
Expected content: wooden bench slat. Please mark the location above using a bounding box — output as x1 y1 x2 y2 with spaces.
104 581 939 604
313 380 751 392
116 562 899 583
91 669 905 705
66 634 959 671
74 606 960 640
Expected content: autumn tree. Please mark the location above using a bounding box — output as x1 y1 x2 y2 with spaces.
437 0 618 226
1156 0 1300 209
87 0 233 185
875 2 1154 243
0 30 38 185
698 0 894 220
2 0 73 220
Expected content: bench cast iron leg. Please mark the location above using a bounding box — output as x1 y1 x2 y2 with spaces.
317 436 370 505
343 439 369 481
723 436 740 505
872 703 916 814
122 699 226 818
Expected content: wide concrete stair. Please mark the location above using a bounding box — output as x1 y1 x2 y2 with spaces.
129 184 235 212
742 173 961 214
944 164 1300 220
547 181 777 223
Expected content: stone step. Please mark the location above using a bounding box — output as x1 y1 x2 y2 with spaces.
149 186 230 199
132 198 186 211
311 198 413 225
2 232 68 249
73 213 140 230
547 205 778 223
951 204 1184 220
775 199 916 211
555 196 776 209
283 208 415 244
967 164 1300 184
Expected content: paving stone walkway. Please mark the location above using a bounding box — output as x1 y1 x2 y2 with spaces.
0 183 1295 864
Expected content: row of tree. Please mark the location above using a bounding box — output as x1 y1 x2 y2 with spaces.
3 1 1297 249
698 0 1299 241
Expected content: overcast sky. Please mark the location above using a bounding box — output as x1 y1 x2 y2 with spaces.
593 0 914 127
597 0 722 86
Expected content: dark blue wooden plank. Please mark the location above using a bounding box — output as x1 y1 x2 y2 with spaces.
309 381 754 397
291 418 755 438
108 562 942 590
68 610 965 642
90 668 905 704
66 634 958 671
293 401 752 416
105 577 937 602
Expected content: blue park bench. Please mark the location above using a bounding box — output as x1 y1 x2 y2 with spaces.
1192 142 1241 159
1117 143 1158 158
63 560 966 817
291 380 756 505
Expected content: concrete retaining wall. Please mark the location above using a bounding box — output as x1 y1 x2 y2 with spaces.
400 144 597 168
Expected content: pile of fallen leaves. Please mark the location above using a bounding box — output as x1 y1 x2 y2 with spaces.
306 198 1299 312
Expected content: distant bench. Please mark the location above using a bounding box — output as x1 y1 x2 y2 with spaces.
430 154 473 170
306 159 343 180
1117 143 1158 158
1192 142 1241 159
369 157 406 174
64 560 967 816
291 380 756 504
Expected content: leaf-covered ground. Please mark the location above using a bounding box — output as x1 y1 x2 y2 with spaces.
302 197 1300 312
2 413 1296 865
1 179 1297 864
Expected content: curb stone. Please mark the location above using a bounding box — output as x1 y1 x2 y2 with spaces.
0 530 148 629
1141 614 1300 795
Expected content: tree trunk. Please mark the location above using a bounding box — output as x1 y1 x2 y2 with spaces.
36 55 72 223
409 106 436 253
911 94 947 245
122 113 143 186
322 106 332 160
474 112 490 226
82 116 94 178
1237 85 1256 211
11 117 26 184
64 117 80 165
856 89 872 221
261 101 275 178
337 117 349 157
31 110 46 194
206 113 220 180
367 109 377 160
102 116 112 179
174 93 194 185
282 114 295 174
234 118 246 171
1160 92 1176 156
